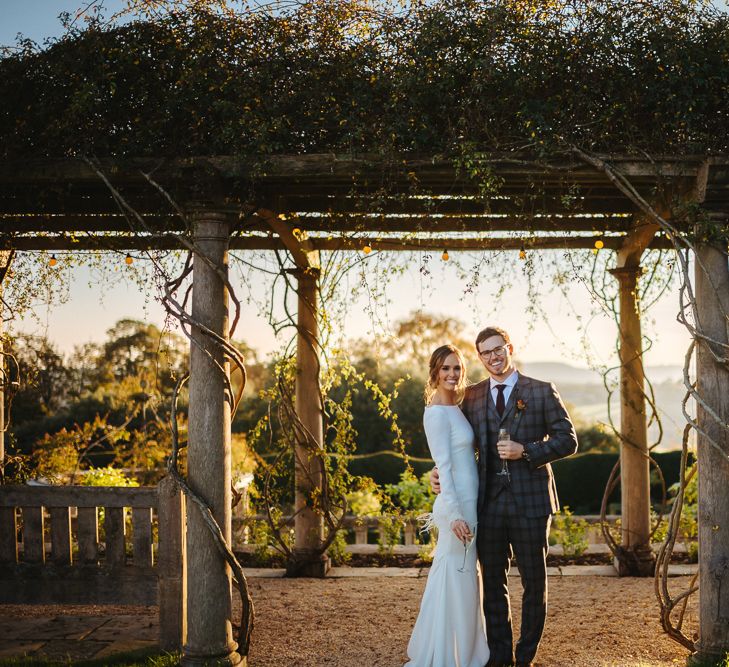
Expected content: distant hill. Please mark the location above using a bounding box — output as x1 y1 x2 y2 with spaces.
519 361 683 386
518 361 689 451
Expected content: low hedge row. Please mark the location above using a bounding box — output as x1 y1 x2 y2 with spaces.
349 449 692 514
552 450 692 514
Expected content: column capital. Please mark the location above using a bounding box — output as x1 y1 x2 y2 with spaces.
608 265 642 284
286 266 321 280
186 206 237 227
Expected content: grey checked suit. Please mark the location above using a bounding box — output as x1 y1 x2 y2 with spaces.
462 373 577 666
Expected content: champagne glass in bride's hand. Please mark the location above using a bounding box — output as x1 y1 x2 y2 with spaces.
497 428 510 479
457 525 476 573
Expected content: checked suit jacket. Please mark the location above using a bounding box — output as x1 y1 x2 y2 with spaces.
462 373 578 519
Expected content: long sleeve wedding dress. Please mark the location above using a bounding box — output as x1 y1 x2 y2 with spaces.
405 405 490 667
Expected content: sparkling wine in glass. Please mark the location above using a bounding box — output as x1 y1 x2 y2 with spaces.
497 428 510 478
457 524 476 573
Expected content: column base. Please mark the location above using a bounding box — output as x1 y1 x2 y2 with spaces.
687 649 729 667
181 643 243 667
286 549 331 578
613 544 656 577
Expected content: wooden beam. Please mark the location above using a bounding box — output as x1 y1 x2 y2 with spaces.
0 215 183 233
616 219 662 269
257 209 320 270
1 233 675 252
0 153 712 184
0 211 637 235
693 158 711 203
268 195 639 216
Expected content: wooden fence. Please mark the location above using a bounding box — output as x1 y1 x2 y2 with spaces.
233 513 620 555
0 476 185 651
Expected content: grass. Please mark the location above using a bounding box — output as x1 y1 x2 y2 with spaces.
686 652 729 667
0 648 180 667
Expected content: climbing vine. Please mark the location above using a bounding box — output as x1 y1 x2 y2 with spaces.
0 0 728 658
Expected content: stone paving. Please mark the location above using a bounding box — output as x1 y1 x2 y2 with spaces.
0 564 697 662
0 613 158 661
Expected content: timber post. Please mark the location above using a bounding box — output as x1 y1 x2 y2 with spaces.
182 208 242 666
689 240 729 665
609 218 659 576
259 209 329 577
610 265 654 575
288 266 329 577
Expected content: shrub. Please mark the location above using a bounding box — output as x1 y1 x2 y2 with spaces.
667 461 698 561
327 529 352 566
377 513 404 556
345 488 382 517
79 466 139 487
384 469 435 515
552 506 589 557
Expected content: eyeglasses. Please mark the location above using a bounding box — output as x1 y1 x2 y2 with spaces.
478 345 508 359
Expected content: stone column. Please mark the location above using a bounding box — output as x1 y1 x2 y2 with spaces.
689 242 729 665
610 265 654 576
287 267 330 577
0 252 14 481
182 210 242 666
0 311 4 483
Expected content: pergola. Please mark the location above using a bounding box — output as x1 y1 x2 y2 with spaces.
1 152 727 665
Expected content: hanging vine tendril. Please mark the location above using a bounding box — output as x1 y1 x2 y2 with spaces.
82 156 255 657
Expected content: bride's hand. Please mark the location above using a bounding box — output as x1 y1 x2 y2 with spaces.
451 519 472 544
430 467 441 494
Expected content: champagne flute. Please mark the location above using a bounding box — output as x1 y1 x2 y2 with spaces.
457 524 476 573
497 428 510 479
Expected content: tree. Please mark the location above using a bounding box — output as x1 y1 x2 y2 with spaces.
10 335 73 419
88 318 187 391
8 320 187 475
350 311 475 371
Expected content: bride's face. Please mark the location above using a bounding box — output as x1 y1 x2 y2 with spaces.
437 353 462 393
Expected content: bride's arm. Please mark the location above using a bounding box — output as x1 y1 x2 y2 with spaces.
424 410 464 527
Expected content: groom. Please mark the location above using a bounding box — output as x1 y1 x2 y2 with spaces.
432 326 577 667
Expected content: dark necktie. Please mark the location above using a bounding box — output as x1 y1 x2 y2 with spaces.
495 384 506 416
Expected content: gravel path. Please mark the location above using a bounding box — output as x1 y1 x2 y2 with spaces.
0 573 698 666
243 574 697 667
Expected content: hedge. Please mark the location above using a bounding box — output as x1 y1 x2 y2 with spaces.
349 449 693 514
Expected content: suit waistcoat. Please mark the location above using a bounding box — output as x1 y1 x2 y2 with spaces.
485 385 516 470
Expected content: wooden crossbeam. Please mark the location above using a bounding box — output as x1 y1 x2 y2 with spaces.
0 212 635 234
1 233 674 252
0 154 711 184
257 208 320 270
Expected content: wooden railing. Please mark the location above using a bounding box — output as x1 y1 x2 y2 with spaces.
0 476 184 651
233 514 426 554
233 513 622 554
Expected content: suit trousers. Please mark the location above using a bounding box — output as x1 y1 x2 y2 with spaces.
477 485 551 665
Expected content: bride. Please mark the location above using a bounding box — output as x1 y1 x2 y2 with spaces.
405 344 489 667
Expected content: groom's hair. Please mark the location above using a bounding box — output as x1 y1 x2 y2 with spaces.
475 326 511 350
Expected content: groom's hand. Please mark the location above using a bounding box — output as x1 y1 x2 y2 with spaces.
429 467 441 494
497 439 525 460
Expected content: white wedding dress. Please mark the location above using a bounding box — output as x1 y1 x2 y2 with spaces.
405 405 490 667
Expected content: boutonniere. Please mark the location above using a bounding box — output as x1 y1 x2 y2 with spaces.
516 399 527 413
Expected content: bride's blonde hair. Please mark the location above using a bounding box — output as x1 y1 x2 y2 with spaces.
424 344 468 405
